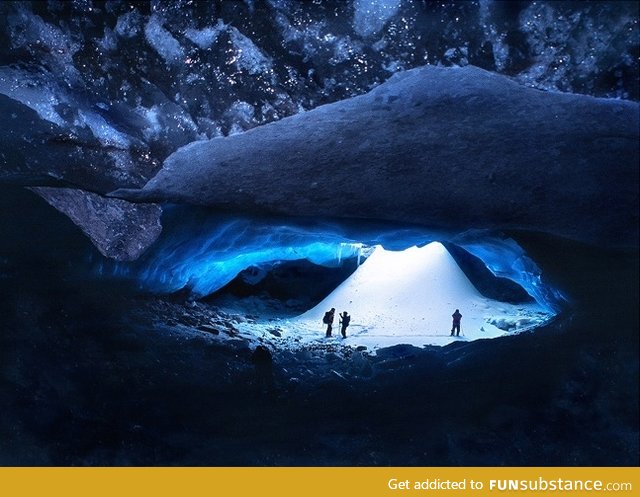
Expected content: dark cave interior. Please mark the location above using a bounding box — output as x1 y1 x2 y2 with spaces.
1 184 637 466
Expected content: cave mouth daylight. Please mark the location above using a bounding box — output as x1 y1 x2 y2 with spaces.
95 207 564 352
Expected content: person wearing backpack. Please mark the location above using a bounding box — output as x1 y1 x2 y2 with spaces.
339 311 351 339
323 308 335 337
450 308 462 336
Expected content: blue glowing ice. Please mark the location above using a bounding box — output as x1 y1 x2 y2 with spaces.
95 206 564 312
452 231 566 313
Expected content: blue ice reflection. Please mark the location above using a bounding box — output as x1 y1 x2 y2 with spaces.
94 206 565 312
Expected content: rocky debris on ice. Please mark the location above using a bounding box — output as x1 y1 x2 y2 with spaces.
31 187 162 261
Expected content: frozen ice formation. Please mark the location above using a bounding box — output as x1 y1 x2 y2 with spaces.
295 243 553 349
117 65 639 249
1 1 637 260
32 187 162 261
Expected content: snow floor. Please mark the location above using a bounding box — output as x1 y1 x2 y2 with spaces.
232 243 554 353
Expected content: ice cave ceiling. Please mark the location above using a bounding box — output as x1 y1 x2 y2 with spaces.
96 208 564 312
2 1 639 466
0 0 638 266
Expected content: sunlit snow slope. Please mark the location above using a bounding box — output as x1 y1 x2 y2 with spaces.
294 242 552 349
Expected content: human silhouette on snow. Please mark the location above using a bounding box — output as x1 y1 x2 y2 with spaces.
339 311 351 338
323 308 335 337
451 309 462 337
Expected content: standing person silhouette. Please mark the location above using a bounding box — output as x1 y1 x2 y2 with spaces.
339 311 350 339
451 309 462 337
323 308 335 337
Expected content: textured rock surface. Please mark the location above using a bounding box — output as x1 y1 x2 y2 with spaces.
0 93 154 192
2 1 637 259
117 65 639 248
32 187 162 261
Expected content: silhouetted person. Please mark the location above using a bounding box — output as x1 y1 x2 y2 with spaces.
251 345 274 392
323 308 335 337
339 311 350 338
451 309 462 336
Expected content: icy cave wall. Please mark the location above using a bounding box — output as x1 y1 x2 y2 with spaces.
96 209 565 311
0 0 638 259
118 64 638 248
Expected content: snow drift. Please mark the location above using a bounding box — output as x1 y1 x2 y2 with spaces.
292 242 553 349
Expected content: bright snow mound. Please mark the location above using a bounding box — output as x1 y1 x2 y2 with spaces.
292 242 553 350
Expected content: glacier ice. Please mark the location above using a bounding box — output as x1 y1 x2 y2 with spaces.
115 10 143 39
0 1 637 261
116 65 639 249
353 0 404 38
144 14 185 66
97 209 563 313
33 187 162 261
185 21 226 50
294 243 555 349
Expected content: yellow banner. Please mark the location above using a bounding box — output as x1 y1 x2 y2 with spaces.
1 467 639 497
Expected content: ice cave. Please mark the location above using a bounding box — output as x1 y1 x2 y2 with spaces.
295 242 554 348
94 208 562 350
0 0 638 467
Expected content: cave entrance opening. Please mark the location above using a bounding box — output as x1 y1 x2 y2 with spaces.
210 241 557 351
284 242 555 349
94 209 563 350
